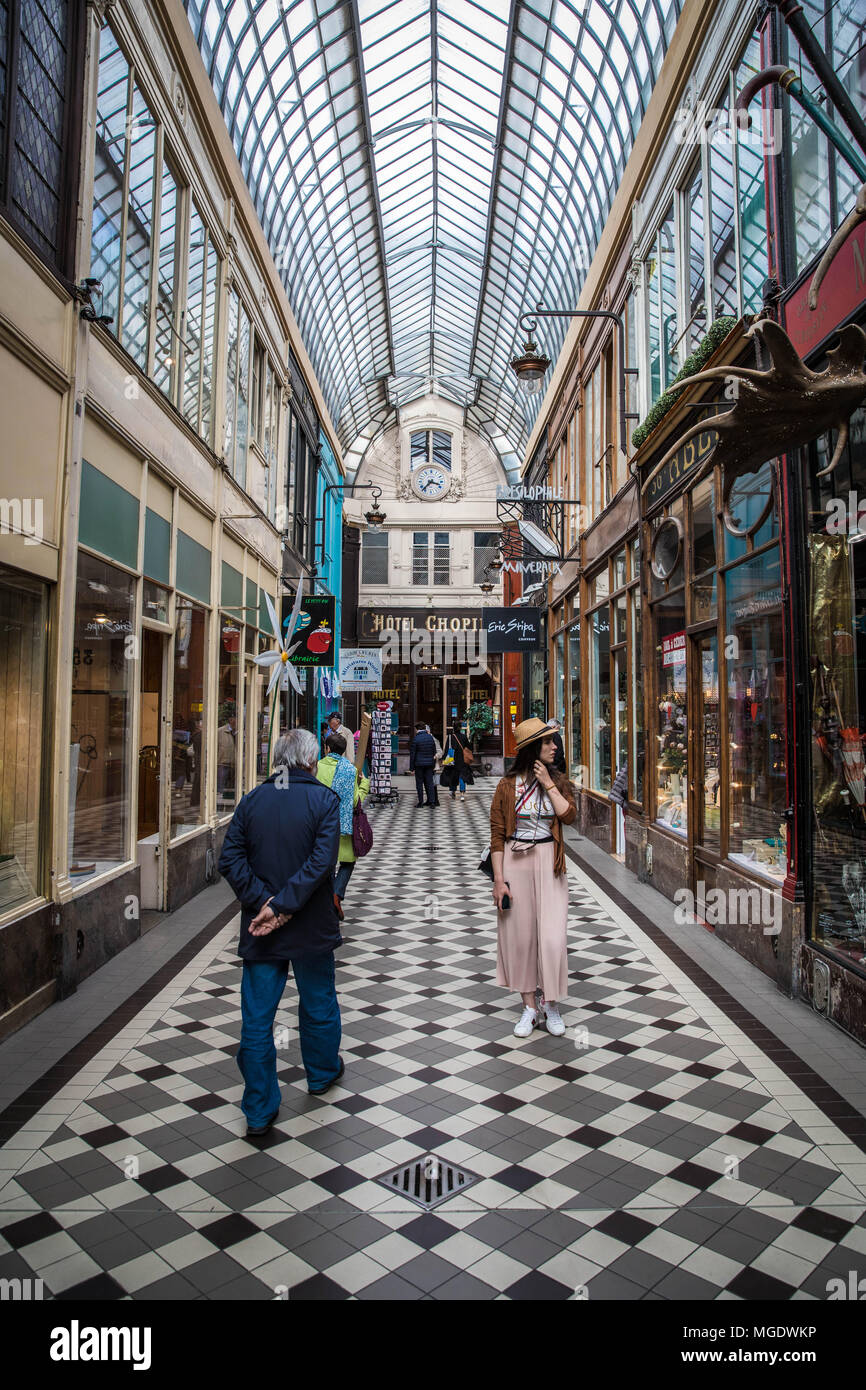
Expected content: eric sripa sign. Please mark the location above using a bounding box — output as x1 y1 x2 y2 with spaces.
482 608 541 652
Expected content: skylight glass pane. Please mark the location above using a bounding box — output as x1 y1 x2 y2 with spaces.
185 0 681 460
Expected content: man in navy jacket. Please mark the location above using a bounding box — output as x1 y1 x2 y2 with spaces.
219 728 343 1135
409 721 439 807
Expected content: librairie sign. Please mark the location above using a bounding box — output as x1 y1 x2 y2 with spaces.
482 607 542 651
281 593 336 666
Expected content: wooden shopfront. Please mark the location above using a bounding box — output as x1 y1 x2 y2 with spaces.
638 375 792 985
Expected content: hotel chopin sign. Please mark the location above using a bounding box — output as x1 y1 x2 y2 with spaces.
359 608 483 639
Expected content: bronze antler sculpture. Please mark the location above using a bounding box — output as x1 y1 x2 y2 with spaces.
640 318 866 499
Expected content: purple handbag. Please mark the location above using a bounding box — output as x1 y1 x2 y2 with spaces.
352 798 374 857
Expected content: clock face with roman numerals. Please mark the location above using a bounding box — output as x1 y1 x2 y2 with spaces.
412 465 449 499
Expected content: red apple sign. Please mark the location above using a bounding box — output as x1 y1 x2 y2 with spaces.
307 621 332 655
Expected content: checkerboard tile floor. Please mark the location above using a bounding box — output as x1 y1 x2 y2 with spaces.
1 787 865 1301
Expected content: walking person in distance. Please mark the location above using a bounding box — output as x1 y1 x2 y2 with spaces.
409 720 439 807
442 720 475 801
489 718 577 1038
317 732 370 919
218 729 344 1136
325 709 355 764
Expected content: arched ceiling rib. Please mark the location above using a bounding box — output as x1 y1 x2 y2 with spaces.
184 0 682 468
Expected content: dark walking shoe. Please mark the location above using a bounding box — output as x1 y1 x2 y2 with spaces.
308 1057 345 1096
246 1109 279 1138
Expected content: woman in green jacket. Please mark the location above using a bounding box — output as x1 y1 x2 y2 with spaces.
317 732 370 916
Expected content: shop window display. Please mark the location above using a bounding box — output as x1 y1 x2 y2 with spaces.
630 590 644 805
590 606 611 792
69 552 135 879
808 404 866 965
553 625 565 729
725 550 786 879
528 648 546 721
568 619 581 780
0 568 48 912
217 616 241 812
654 596 688 834
171 599 207 837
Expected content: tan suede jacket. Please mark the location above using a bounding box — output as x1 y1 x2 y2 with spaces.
489 772 577 876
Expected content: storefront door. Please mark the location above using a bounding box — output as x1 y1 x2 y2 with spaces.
689 630 721 900
445 675 469 737
416 673 444 744
138 628 169 910
613 648 628 855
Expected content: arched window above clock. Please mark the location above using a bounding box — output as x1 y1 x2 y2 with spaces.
410 430 452 471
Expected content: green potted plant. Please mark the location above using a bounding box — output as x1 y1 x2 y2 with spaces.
466 700 494 752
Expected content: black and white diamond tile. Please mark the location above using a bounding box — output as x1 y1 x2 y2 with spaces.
1 784 865 1300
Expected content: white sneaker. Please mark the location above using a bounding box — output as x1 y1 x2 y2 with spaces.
459 791 466 801
513 1007 538 1038
542 1003 566 1036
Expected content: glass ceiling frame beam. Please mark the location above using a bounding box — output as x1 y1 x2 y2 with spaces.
463 0 522 449
348 0 397 380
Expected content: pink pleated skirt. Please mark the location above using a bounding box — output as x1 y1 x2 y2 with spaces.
495 839 569 1001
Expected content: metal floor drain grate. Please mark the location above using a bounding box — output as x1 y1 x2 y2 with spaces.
375 1154 481 1210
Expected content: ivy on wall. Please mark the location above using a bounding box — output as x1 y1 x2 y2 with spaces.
631 316 738 451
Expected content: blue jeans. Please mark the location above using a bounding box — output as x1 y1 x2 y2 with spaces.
334 861 354 899
238 953 341 1124
451 775 466 795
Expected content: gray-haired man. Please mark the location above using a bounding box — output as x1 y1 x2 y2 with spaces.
218 729 344 1136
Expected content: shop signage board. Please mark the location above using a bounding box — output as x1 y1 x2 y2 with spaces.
783 220 866 361
662 630 686 665
281 593 336 666
482 608 542 651
644 428 719 509
359 607 483 638
339 648 383 690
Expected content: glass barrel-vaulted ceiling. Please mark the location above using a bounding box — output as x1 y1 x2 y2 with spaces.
184 0 682 471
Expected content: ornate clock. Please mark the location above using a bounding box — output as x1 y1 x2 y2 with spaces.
411 465 450 500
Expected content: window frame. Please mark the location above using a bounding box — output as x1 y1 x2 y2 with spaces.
0 0 85 278
361 529 389 586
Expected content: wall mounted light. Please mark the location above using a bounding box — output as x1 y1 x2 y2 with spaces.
364 485 387 531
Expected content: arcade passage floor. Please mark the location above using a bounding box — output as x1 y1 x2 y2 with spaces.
2 789 866 1302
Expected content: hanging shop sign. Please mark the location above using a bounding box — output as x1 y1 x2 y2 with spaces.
499 559 561 575
783 220 866 361
482 608 542 651
496 483 565 500
644 428 719 509
281 593 336 666
359 607 483 638
662 631 686 666
339 648 383 691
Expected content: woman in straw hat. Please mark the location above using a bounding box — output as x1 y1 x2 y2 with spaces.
489 717 577 1037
